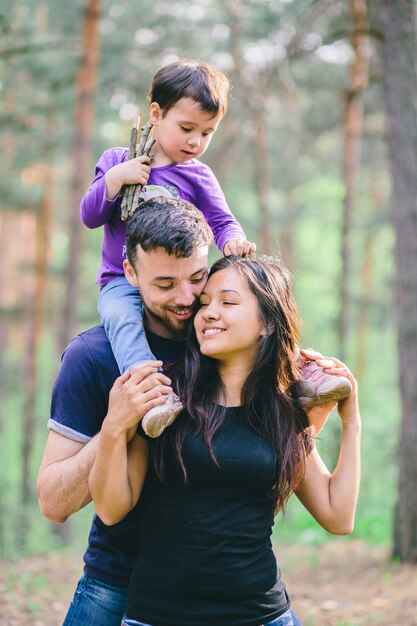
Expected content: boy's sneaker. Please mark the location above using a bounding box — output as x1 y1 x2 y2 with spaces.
141 393 183 438
297 359 352 409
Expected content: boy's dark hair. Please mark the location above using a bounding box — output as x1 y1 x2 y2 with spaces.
126 196 213 264
148 60 230 118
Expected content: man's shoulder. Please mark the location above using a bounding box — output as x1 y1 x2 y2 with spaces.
65 324 110 351
50 326 118 440
63 325 114 365
64 325 185 367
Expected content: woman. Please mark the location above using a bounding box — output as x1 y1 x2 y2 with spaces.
89 255 361 626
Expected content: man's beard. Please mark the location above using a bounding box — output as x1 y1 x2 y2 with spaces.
144 303 195 339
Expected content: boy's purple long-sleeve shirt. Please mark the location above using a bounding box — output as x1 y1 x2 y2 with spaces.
81 147 246 285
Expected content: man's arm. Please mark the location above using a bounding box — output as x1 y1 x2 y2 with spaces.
36 431 99 523
37 329 113 523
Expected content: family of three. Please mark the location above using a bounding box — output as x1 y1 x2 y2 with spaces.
37 60 361 626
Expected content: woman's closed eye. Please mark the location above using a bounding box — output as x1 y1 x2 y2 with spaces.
200 300 237 307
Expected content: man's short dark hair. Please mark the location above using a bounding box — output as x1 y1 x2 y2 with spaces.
126 196 213 265
148 60 230 118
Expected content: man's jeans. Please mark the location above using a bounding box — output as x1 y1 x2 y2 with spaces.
62 575 127 626
122 607 303 626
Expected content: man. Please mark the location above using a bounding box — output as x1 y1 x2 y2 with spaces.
37 196 345 626
37 197 213 625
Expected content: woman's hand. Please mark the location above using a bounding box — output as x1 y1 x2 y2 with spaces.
104 361 173 441
300 349 359 435
325 358 360 429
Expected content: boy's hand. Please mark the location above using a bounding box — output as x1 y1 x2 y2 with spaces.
118 155 151 185
105 155 151 200
224 238 256 256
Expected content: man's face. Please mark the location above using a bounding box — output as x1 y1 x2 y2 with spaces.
124 245 209 339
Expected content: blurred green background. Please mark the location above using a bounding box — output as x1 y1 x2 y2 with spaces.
0 0 403 562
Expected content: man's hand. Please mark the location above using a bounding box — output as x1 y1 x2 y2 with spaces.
224 238 256 256
104 361 172 441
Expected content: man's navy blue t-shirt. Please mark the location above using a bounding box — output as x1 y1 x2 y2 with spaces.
48 324 185 587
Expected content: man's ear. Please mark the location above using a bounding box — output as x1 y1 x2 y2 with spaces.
149 102 162 125
123 259 139 287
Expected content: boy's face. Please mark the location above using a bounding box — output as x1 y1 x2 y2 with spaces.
149 97 223 166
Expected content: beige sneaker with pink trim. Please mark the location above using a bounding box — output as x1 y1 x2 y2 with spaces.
141 393 183 438
297 358 352 409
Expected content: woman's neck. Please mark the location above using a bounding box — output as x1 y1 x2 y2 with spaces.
217 360 253 407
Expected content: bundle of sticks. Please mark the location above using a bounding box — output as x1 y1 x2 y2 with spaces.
120 116 155 221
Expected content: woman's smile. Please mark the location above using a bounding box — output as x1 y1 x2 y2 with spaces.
202 327 226 335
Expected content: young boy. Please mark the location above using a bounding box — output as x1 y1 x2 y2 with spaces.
81 60 351 438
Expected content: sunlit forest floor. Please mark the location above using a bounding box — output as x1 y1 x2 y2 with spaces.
0 540 416 626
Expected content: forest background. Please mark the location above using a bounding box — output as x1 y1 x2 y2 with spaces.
1 0 417 624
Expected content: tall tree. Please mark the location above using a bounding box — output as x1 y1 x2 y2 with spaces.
225 0 273 253
375 0 417 562
20 163 53 537
337 0 369 360
58 0 101 351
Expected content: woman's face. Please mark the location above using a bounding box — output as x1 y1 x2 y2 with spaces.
194 267 265 362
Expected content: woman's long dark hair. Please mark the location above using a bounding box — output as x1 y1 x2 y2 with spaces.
153 255 311 513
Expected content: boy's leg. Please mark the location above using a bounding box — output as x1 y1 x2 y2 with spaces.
62 575 127 626
98 277 154 374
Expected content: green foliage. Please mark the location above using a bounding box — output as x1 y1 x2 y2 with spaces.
0 0 400 561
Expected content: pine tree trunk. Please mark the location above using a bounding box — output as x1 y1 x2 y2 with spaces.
19 163 53 546
227 0 272 253
376 0 417 563
356 228 375 380
355 179 382 380
0 212 10 374
337 0 369 360
58 0 101 351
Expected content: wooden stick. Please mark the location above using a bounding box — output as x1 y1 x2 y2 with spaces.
124 121 154 220
121 116 140 220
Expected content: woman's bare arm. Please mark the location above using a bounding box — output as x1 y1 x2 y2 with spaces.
296 367 361 535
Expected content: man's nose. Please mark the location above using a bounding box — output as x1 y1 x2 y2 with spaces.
173 283 195 306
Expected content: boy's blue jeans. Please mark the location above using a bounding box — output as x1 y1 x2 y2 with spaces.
98 277 155 374
62 575 127 626
122 607 302 626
